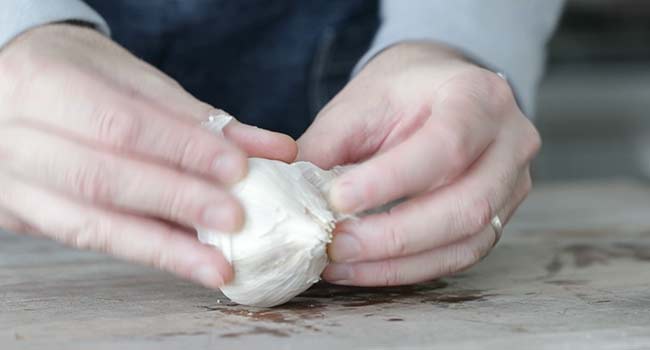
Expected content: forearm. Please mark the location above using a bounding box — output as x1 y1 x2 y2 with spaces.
0 0 109 49
357 0 566 116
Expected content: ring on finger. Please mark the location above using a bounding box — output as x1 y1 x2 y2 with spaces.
202 108 235 135
490 215 503 248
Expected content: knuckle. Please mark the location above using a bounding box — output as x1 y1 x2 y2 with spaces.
437 86 477 113
443 246 482 277
465 242 486 267
437 249 461 277
362 166 384 204
94 107 141 150
68 160 113 203
378 260 402 286
147 234 168 270
80 220 111 252
521 120 543 162
440 67 516 117
510 172 533 216
149 230 178 273
448 201 466 237
175 133 206 169
465 196 494 235
384 223 408 258
59 217 112 253
157 178 192 220
481 70 516 109
433 122 469 173
442 243 482 276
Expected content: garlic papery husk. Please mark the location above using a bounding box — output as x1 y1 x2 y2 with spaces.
197 158 337 307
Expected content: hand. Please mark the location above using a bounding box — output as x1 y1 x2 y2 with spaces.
298 42 540 286
0 25 297 288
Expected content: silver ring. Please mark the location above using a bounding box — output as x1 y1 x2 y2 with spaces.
201 108 235 135
490 215 503 248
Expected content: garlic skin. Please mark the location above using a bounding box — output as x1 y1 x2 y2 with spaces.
197 158 336 307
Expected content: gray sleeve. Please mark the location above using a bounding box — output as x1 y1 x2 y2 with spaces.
0 0 110 49
356 0 565 116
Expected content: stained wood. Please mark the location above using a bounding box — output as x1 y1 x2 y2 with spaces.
2 179 650 349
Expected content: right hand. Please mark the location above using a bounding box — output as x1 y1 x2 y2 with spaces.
0 24 297 288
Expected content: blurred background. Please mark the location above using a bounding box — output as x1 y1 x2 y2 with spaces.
535 0 650 181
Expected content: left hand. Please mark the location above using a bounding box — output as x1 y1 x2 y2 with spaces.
297 42 540 286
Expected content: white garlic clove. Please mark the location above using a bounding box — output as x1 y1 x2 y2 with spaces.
197 158 336 307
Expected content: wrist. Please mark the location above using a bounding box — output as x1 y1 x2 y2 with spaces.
384 41 468 62
1 23 97 55
359 41 478 78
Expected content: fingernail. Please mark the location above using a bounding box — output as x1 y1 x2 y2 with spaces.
192 265 224 289
330 180 363 213
212 153 247 185
324 264 354 284
329 233 361 263
202 204 241 232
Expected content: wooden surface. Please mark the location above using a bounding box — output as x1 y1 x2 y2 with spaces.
2 179 650 349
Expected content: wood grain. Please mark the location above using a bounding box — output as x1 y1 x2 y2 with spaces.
2 179 650 349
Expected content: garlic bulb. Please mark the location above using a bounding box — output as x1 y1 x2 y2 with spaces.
197 158 339 307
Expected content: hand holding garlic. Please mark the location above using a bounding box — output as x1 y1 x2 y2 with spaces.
197 42 541 306
198 159 336 307
298 42 541 287
0 24 297 290
198 113 348 307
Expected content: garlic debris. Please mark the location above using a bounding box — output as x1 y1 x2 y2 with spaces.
197 158 339 307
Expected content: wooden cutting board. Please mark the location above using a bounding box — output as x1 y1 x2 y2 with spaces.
2 179 650 349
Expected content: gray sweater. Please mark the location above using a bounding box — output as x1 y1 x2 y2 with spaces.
0 0 564 115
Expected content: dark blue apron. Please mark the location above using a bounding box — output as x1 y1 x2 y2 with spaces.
84 0 379 138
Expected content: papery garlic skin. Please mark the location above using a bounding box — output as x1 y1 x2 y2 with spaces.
197 158 335 307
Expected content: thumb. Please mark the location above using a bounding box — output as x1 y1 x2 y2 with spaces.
297 99 383 169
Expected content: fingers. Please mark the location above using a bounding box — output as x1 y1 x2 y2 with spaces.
500 169 532 225
114 72 298 162
8 52 297 183
9 69 248 184
329 92 500 214
324 173 531 286
97 58 298 163
0 173 232 288
324 224 496 286
328 125 534 263
0 126 243 232
81 42 300 163
324 169 533 286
